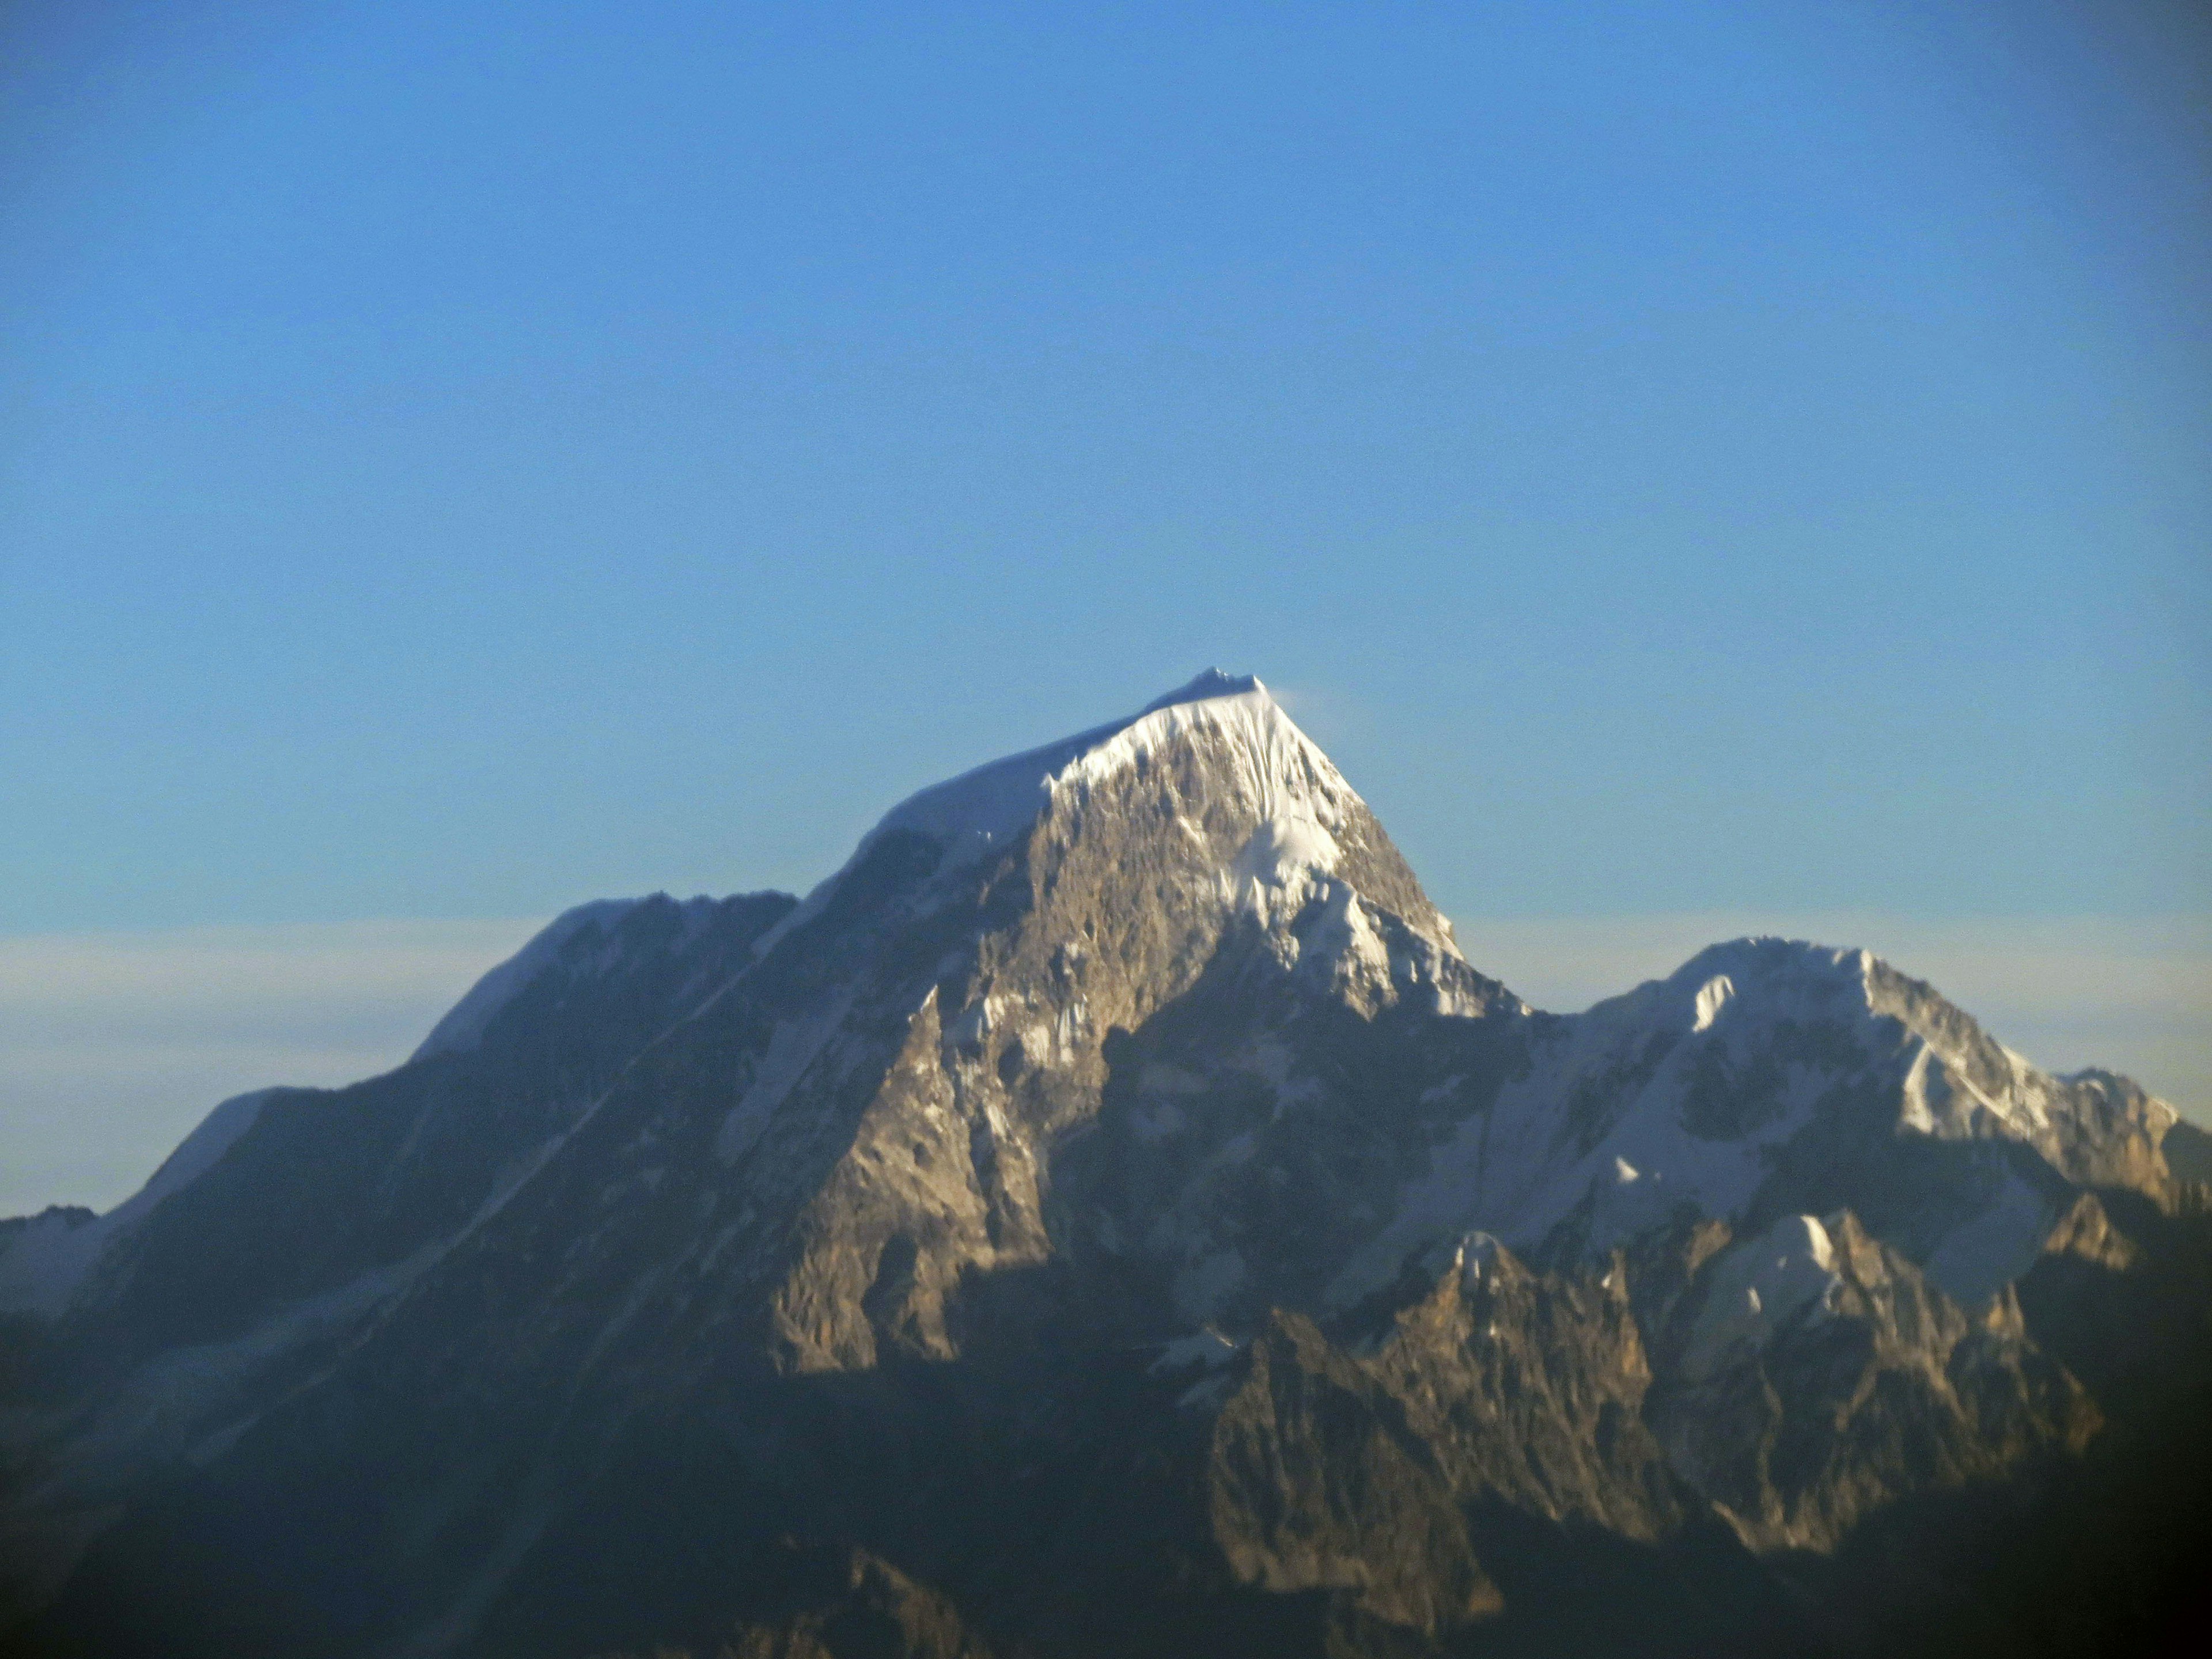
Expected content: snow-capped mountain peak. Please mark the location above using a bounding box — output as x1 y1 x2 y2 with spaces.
756 671 1463 980
1137 666 1267 713
859 669 1336 869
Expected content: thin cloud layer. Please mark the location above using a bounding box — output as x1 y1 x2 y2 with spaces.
0 919 544 1214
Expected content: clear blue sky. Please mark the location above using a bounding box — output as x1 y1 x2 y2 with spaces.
4 0 2208 934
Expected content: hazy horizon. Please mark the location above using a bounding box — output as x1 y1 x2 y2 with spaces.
7 895 2206 1215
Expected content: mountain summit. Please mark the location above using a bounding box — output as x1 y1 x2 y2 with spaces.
2 676 2205 1658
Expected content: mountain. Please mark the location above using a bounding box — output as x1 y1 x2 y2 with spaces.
1332 937 2177 1309
2 672 2206 1658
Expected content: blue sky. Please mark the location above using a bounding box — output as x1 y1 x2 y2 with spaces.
2 2 2208 1205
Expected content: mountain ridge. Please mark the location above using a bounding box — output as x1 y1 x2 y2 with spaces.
1 673 2203 1658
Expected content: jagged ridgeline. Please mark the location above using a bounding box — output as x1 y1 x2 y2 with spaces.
2 672 2207 1659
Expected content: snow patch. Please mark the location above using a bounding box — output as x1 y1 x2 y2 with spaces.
1691 975 1734 1032
1679 1215 1846 1380
1900 1043 1938 1134
1149 1327 1240 1375
715 992 854 1164
1298 882 1394 999
1235 813 1341 889
1446 1230 1505 1289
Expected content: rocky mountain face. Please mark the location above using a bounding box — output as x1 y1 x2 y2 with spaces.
2 672 2205 1658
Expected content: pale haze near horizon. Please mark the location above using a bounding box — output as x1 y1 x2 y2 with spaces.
6 905 2206 1215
